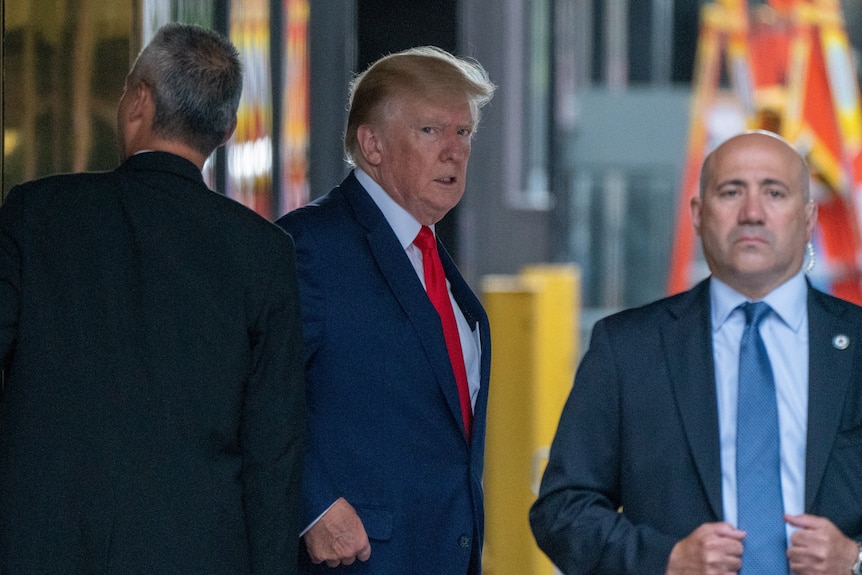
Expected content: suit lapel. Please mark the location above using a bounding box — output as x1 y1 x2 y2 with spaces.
438 239 492 449
805 287 854 509
341 176 473 441
662 279 724 520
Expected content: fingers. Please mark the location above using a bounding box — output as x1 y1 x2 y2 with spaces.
707 522 746 541
785 513 824 530
667 522 745 575
304 497 372 567
326 539 371 567
358 541 372 562
786 514 858 575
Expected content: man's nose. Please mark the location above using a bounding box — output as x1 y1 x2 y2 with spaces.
739 192 765 224
441 134 470 162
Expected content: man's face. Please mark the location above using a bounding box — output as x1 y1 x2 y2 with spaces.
365 93 475 225
691 133 817 299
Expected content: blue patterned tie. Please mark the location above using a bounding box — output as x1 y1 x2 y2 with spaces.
736 302 789 574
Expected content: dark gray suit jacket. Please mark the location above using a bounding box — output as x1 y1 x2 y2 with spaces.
530 278 862 574
0 152 306 574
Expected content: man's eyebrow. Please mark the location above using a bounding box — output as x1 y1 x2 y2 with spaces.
714 178 789 188
758 178 789 188
715 178 746 188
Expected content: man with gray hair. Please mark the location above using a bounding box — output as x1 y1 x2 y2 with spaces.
277 46 495 574
0 23 305 574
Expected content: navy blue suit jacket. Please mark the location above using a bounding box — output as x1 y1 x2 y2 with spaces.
530 278 862 575
276 172 491 574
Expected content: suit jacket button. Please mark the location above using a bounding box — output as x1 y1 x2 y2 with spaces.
459 535 471 548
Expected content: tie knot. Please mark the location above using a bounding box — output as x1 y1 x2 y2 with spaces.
414 225 436 253
743 301 771 328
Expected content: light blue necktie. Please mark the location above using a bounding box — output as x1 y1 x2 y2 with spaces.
737 302 789 574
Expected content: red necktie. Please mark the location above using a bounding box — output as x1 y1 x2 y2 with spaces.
414 226 472 440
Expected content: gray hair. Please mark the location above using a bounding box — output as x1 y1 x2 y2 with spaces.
343 46 496 166
127 23 242 156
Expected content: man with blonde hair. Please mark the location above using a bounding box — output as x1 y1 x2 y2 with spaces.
277 46 495 574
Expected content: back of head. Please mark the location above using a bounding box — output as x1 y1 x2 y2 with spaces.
127 23 242 157
343 46 496 166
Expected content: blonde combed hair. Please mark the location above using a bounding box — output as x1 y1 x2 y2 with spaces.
343 46 496 166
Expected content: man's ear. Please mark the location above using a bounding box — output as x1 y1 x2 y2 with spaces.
356 124 382 166
805 200 818 239
128 82 152 121
690 194 703 237
117 81 153 157
219 116 237 147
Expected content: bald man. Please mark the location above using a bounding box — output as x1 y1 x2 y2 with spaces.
531 132 862 575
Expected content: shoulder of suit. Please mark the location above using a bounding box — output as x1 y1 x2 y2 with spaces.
276 186 354 235
596 282 707 335
808 284 862 319
14 170 112 191
6 171 117 212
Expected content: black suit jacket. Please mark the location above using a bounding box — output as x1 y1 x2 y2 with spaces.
276 171 491 574
0 152 306 574
530 278 862 574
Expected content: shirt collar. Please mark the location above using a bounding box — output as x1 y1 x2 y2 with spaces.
710 271 808 333
354 168 427 248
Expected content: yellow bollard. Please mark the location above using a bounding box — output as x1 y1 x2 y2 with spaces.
481 264 580 575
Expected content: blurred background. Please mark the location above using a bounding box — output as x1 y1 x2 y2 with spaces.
5 0 862 311
3 1 862 572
